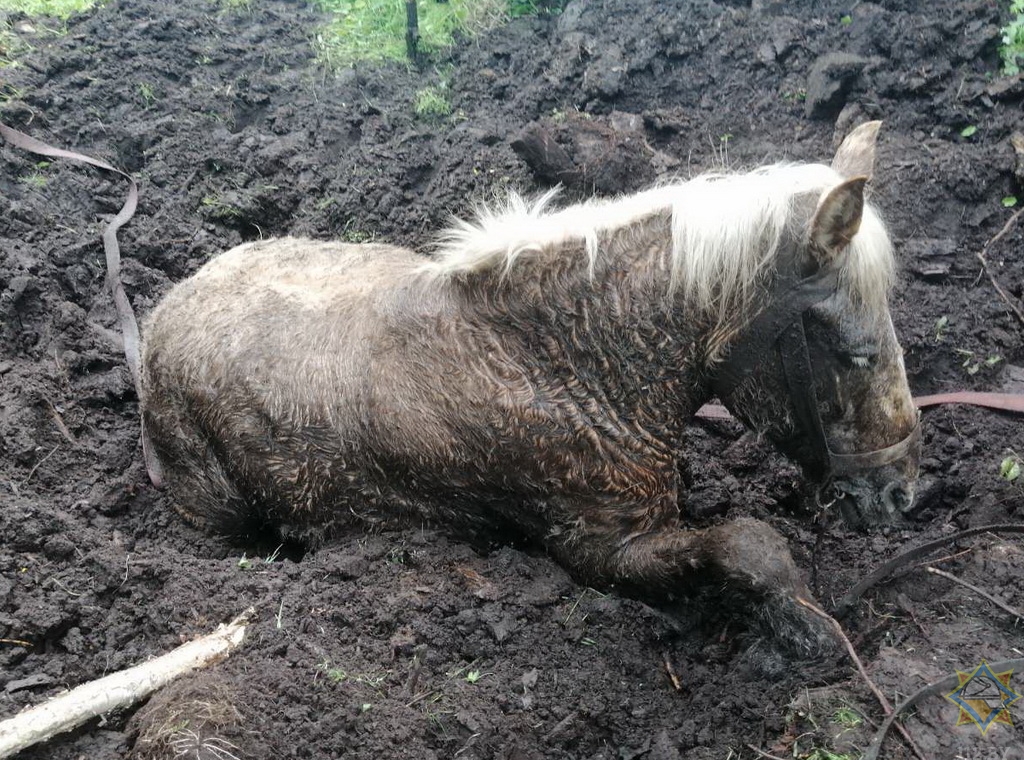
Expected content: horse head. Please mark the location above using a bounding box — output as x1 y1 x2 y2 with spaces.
713 122 920 528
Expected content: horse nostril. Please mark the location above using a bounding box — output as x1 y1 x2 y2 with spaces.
882 481 913 514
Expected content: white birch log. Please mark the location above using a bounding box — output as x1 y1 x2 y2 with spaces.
0 608 253 759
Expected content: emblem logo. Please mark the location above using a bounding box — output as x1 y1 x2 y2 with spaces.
945 661 1021 734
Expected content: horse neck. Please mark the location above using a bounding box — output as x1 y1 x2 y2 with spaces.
463 213 712 449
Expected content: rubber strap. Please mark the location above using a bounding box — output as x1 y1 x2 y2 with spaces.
0 121 163 486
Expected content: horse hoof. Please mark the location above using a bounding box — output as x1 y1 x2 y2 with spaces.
736 638 789 681
759 592 842 662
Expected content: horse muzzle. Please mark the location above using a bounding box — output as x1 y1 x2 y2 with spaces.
822 425 922 528
829 472 916 527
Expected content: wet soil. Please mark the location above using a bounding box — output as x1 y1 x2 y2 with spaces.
1 1 1023 758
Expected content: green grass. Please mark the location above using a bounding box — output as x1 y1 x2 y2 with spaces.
414 84 451 118
0 0 98 18
1002 0 1024 75
0 0 100 68
313 0 552 68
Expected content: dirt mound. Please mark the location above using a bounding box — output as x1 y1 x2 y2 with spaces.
1 0 1022 758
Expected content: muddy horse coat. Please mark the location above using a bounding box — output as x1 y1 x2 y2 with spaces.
141 122 920 656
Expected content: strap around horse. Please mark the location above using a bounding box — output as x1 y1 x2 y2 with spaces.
713 267 840 401
777 314 921 478
713 265 921 479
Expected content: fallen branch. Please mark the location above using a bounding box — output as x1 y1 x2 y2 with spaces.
975 207 1024 326
796 598 926 760
835 524 1024 618
926 566 1024 623
662 651 682 692
0 608 253 759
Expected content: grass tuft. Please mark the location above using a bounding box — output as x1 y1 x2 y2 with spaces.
0 0 98 18
313 0 553 68
414 84 451 119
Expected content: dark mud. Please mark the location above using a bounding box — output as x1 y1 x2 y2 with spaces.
1 1 1022 758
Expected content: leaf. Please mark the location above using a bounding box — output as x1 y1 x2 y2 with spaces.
960 125 978 138
1002 195 1018 207
1001 457 1021 482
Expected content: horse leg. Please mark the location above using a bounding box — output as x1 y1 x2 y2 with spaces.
552 517 838 660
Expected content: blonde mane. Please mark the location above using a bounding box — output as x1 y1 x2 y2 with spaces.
424 163 894 324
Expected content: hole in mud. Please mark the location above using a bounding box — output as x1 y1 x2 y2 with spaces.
237 523 309 563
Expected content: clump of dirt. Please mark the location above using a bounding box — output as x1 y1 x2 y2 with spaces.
0 0 1022 758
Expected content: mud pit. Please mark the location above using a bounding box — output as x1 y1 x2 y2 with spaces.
1 1 1023 758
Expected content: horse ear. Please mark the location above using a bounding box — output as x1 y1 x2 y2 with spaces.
831 120 882 179
808 177 867 263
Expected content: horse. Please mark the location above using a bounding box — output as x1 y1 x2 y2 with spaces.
140 121 920 659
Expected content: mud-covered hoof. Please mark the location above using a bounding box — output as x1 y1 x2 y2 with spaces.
735 594 841 679
735 638 789 680
758 591 842 662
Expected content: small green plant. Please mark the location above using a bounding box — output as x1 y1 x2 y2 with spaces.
339 220 374 243
960 124 978 138
954 350 1003 376
317 660 391 691
955 349 1002 375
322 664 348 682
1001 453 1021 483
237 553 253 570
137 81 156 106
933 315 948 341
832 706 862 728
414 85 451 119
1001 0 1024 75
19 164 49 189
201 194 243 219
839 14 852 25
1002 195 1018 207
464 669 488 684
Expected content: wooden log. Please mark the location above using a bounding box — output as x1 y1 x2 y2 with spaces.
0 609 253 759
